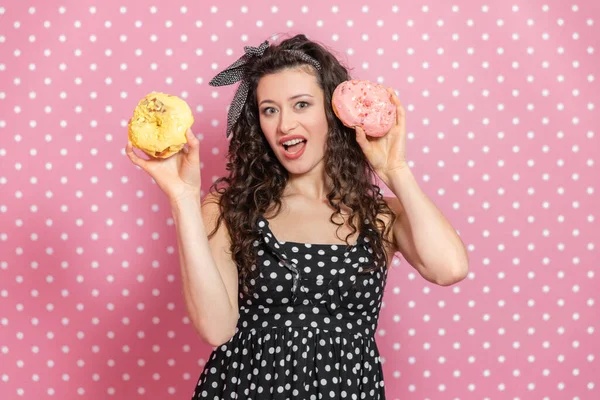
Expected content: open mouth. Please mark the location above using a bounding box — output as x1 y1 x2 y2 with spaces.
282 139 307 154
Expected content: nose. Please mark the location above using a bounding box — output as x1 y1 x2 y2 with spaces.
277 108 298 133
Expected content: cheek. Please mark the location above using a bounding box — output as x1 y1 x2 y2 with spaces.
260 122 280 150
259 116 275 136
306 108 329 133
312 115 329 141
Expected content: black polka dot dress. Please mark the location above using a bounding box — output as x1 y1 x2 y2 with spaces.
192 215 389 399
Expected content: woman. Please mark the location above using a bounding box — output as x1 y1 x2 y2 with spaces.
126 34 469 399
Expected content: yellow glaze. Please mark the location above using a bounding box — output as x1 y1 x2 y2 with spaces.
128 92 194 158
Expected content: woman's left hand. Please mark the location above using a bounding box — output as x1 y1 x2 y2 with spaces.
354 88 408 185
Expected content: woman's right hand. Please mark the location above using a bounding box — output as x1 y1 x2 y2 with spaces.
125 128 202 205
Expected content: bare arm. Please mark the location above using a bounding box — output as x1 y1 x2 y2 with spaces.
383 167 469 286
125 129 238 346
171 192 239 346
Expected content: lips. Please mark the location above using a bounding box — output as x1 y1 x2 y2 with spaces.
279 135 307 146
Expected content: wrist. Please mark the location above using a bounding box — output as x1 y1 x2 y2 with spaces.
379 163 412 186
169 190 201 210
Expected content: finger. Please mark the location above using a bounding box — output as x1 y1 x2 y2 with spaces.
182 133 191 153
387 88 405 126
395 100 405 127
126 141 148 170
185 128 200 162
355 126 367 147
186 128 199 149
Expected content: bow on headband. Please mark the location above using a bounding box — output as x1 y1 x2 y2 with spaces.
209 40 322 138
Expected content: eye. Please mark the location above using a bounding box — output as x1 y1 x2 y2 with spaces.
262 107 277 115
295 101 310 109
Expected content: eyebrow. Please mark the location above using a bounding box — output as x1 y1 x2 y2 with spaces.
259 94 314 106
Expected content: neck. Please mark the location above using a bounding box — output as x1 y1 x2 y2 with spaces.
283 163 333 201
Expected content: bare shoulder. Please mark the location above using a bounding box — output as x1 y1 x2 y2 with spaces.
382 195 405 216
201 191 225 235
379 196 402 244
381 195 427 273
200 190 233 252
370 196 401 268
201 190 221 208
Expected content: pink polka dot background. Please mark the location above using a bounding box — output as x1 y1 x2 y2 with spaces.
0 0 598 398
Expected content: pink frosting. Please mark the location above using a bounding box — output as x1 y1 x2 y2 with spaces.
332 80 396 137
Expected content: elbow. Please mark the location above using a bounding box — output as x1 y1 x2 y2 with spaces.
205 327 236 347
206 336 229 348
417 259 469 287
436 263 469 286
202 316 238 347
437 248 470 286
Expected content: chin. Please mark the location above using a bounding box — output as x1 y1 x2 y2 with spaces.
284 157 326 177
281 161 309 175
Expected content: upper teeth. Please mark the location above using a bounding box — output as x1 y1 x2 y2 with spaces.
283 138 305 146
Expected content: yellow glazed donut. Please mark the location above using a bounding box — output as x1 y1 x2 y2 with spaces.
128 92 194 159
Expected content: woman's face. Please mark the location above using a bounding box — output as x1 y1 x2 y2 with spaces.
256 67 329 175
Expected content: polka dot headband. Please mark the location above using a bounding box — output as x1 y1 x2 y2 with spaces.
209 40 322 139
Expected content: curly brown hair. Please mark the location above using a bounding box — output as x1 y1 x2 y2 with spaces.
205 34 396 297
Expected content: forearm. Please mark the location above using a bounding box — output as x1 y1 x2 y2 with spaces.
383 167 469 284
171 197 237 345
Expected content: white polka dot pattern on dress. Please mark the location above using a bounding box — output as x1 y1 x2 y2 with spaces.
193 216 388 398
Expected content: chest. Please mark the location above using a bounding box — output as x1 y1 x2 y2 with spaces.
264 203 396 269
264 205 360 246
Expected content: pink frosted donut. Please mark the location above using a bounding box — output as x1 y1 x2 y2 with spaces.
332 80 396 137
